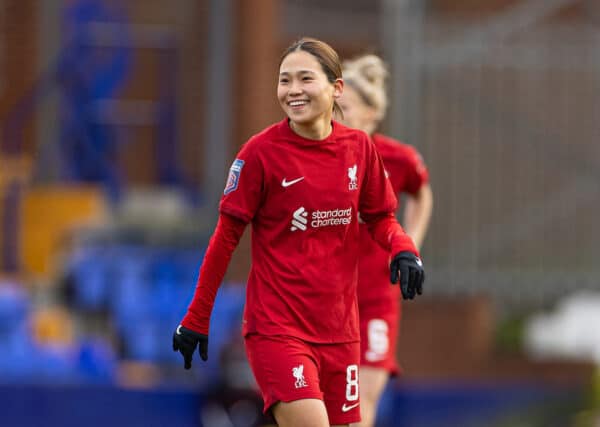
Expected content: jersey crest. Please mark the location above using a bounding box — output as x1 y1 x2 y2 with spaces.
348 164 358 190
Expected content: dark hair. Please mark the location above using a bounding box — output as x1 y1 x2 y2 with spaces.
279 37 343 118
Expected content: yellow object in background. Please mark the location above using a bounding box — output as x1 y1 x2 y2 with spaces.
32 305 75 346
20 185 107 277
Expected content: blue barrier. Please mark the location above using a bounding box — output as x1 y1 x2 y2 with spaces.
0 380 583 427
376 380 583 427
0 385 202 427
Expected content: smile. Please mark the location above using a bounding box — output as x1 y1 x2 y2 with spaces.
288 100 308 107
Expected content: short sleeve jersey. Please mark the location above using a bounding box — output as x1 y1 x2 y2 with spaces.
357 133 430 311
220 119 397 343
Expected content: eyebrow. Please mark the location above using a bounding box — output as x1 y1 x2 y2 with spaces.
279 70 317 76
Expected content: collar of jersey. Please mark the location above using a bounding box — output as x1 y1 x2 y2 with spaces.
278 118 341 145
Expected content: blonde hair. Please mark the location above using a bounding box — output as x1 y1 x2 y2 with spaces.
342 54 389 121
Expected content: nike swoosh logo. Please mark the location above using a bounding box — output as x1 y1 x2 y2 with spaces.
341 402 360 412
281 177 304 187
176 325 182 335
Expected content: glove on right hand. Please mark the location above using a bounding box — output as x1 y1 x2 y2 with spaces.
172 324 208 369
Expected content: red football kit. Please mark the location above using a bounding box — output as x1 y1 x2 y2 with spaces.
182 120 418 423
357 133 429 373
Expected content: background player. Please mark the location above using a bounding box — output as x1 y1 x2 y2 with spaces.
172 38 424 427
338 54 433 427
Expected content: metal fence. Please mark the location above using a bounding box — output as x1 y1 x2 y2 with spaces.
379 3 600 307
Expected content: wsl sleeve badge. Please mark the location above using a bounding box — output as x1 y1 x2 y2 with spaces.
224 159 245 195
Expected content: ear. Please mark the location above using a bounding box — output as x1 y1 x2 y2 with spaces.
332 78 344 100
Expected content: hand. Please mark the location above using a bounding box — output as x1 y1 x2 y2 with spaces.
172 324 208 369
390 251 425 300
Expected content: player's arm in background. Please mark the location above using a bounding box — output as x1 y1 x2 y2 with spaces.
401 145 433 251
403 183 433 250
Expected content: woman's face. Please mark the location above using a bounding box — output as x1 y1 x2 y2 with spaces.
337 85 378 134
277 50 342 127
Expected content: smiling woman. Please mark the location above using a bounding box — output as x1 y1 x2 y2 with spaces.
172 37 424 427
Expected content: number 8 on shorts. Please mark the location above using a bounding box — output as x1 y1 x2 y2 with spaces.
346 364 359 401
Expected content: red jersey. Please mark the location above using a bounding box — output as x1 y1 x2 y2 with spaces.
219 119 399 343
357 134 429 311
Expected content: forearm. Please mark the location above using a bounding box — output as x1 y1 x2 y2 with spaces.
403 184 433 250
363 212 419 257
181 213 247 334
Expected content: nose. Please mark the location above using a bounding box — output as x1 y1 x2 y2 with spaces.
288 79 302 95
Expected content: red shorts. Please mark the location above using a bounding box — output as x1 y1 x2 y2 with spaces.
359 305 400 375
244 334 361 425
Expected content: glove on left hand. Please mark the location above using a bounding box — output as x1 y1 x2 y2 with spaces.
390 251 425 300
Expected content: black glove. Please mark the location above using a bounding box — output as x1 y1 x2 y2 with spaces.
172 324 208 369
390 251 425 300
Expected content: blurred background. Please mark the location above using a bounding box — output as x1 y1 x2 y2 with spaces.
1 0 599 426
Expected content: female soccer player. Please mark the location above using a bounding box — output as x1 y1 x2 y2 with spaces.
172 38 424 427
338 55 433 427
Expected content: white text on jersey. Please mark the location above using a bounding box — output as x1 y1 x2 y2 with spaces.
290 207 352 231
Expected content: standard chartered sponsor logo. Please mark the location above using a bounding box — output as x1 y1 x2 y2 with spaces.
311 207 352 227
291 207 308 231
290 206 352 232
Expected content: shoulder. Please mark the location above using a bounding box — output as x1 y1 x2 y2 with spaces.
238 120 283 156
247 121 281 146
332 121 371 147
372 133 423 162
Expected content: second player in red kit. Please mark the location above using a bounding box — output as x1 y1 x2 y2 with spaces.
338 55 433 427
172 38 425 427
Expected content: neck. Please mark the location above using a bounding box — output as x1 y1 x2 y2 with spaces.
290 116 333 140
364 123 377 135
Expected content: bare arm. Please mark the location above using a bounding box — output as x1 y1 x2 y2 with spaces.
402 183 433 250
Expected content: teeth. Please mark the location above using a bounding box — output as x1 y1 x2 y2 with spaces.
289 101 307 106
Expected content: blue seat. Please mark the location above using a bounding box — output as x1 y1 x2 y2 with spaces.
68 246 111 310
109 252 153 329
76 338 117 382
118 282 245 375
0 284 34 381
